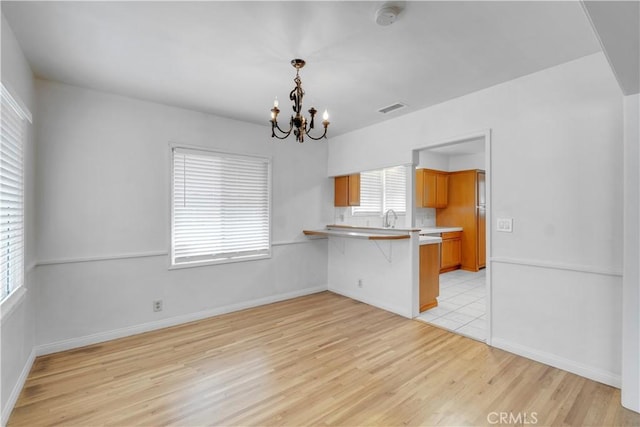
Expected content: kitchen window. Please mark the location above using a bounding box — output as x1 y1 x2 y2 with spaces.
1 84 30 302
170 146 271 268
352 165 407 215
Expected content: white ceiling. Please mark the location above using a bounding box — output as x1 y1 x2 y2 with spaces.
582 1 640 95
2 1 602 137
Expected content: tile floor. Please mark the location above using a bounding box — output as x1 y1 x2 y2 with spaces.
416 269 486 341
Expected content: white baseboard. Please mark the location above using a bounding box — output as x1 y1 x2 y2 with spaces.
35 286 327 356
491 337 621 388
328 286 412 319
1 347 36 427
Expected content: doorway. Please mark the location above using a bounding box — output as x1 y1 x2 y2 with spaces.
412 131 491 343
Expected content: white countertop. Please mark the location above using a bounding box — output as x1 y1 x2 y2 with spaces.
303 229 410 240
419 236 442 245
327 224 420 232
420 226 463 234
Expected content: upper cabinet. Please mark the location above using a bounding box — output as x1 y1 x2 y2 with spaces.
416 169 448 209
334 174 361 207
477 170 486 207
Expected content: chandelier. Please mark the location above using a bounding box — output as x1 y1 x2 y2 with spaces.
270 59 329 143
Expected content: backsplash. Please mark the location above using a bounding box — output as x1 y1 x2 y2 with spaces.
332 207 435 228
333 207 408 228
415 208 436 227
333 208 436 228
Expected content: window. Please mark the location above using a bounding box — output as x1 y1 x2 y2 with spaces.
1 84 30 302
354 169 382 214
171 147 271 267
352 165 407 215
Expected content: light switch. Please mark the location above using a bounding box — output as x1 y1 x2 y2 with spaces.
497 218 513 233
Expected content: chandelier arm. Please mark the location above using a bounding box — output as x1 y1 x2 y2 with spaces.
303 127 328 141
273 123 293 135
273 119 294 135
271 119 295 139
272 129 293 139
271 131 293 140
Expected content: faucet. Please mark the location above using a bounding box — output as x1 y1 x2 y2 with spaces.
383 209 398 228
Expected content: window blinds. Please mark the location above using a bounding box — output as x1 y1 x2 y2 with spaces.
383 166 407 214
352 165 407 215
1 87 26 301
171 147 271 266
352 169 382 214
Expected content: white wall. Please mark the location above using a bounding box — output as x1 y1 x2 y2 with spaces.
448 153 485 172
33 80 332 352
328 234 418 318
328 53 625 386
417 150 485 172
418 151 449 171
0 13 37 424
622 93 640 411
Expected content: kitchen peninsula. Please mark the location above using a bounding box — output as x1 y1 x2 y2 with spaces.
303 225 441 318
420 226 464 273
303 227 411 240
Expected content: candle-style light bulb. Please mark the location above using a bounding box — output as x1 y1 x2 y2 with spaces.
323 110 329 121
271 111 275 120
274 97 279 108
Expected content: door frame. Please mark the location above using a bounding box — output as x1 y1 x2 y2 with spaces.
411 129 492 345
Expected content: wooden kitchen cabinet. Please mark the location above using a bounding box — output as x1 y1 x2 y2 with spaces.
436 169 486 272
435 173 449 207
334 174 360 207
416 169 448 208
477 171 486 268
440 231 462 273
478 205 486 268
420 243 440 312
477 171 486 206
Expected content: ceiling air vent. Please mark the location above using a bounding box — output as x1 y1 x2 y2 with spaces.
378 102 407 114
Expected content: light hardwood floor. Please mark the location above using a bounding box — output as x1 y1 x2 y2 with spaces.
8 292 640 426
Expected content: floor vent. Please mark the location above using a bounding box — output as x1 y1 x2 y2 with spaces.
378 102 407 114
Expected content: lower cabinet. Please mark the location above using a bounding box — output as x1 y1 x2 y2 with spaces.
440 231 462 273
420 243 440 312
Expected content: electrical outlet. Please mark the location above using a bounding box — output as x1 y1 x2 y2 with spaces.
357 279 363 288
497 218 513 233
153 300 163 312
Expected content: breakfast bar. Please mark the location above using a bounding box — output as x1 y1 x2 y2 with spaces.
302 229 410 240
303 225 442 318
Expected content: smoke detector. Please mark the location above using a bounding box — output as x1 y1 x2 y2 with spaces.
375 4 401 26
